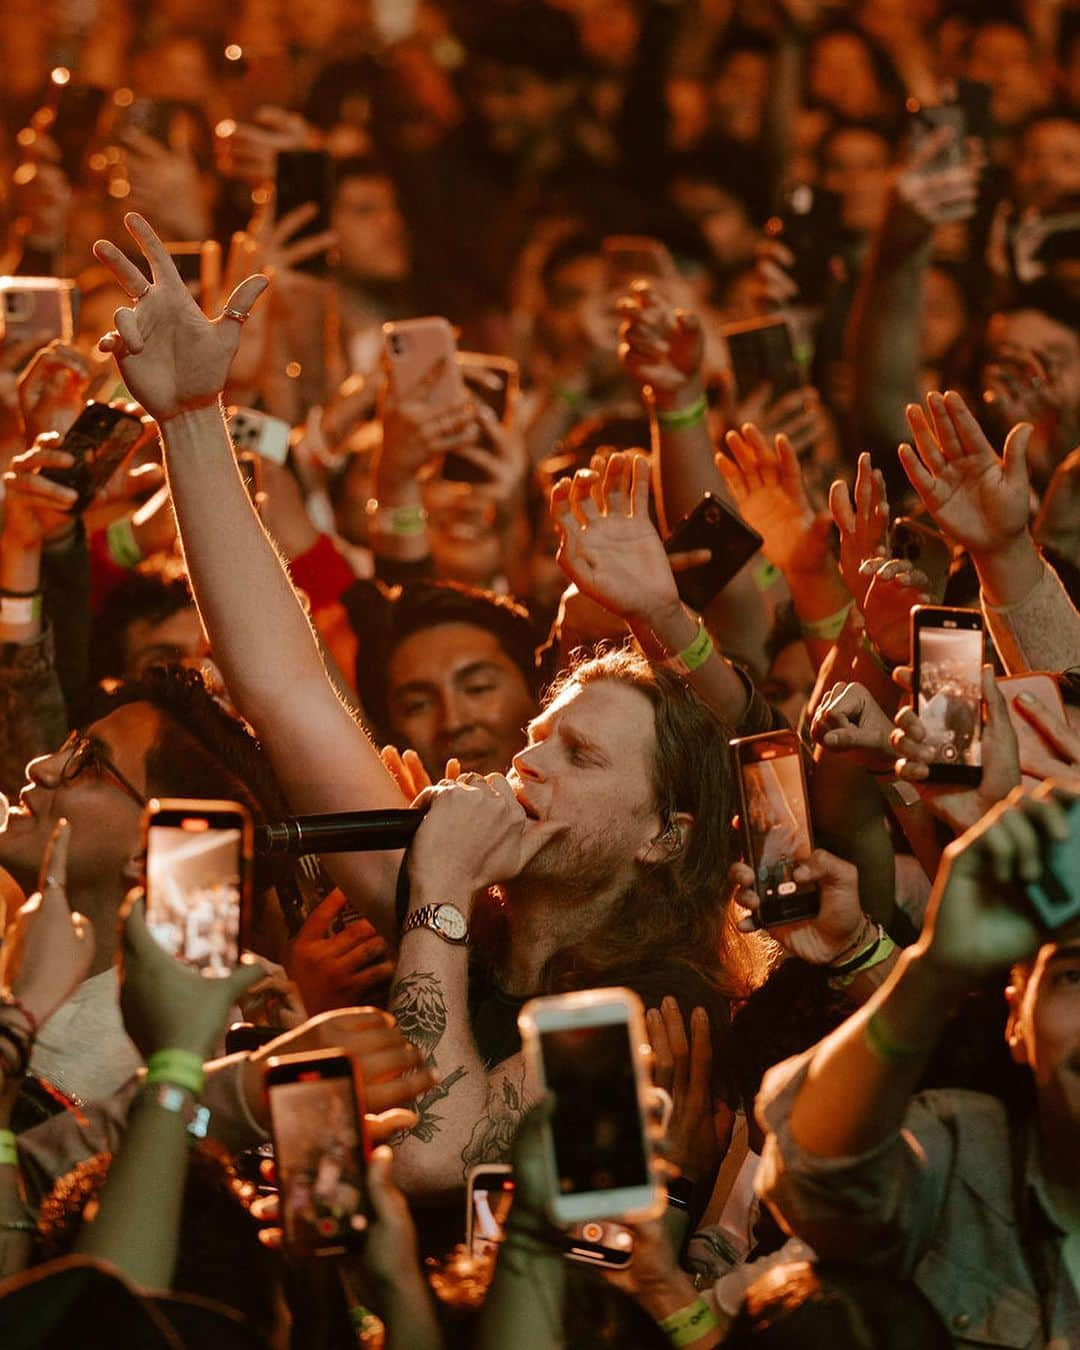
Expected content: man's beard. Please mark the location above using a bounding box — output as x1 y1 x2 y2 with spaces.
514 820 631 901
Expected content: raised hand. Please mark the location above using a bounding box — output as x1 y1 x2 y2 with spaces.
859 556 932 667
717 424 830 576
551 452 707 626
900 390 1032 557
617 281 705 410
1013 691 1080 787
895 126 982 228
811 680 899 772
829 452 890 609
92 213 269 423
918 786 1074 981
730 850 871 965
645 998 724 1185
0 820 94 1037
380 746 461 802
891 665 1021 832
2 435 79 549
16 342 89 444
285 890 395 1016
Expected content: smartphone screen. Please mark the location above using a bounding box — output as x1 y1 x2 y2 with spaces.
914 611 983 774
735 735 817 924
145 807 247 976
0 279 75 350
274 149 333 275
50 403 145 512
540 1017 649 1200
267 1058 369 1258
723 318 802 402
468 1168 515 1260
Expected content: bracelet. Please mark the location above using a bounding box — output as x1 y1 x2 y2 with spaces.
667 1175 694 1212
0 1130 17 1166
664 619 714 675
864 1010 934 1066
145 1048 205 1098
0 586 41 599
0 1219 35 1233
106 515 144 569
0 595 41 627
155 392 222 424
831 933 897 990
655 394 708 431
0 1023 30 1078
800 601 853 643
754 559 781 592
826 916 877 970
658 1296 720 1347
364 498 428 537
349 1305 381 1333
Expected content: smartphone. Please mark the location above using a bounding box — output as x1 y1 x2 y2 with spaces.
383 316 465 416
228 406 291 465
132 241 222 311
45 401 148 513
0 277 76 350
665 492 763 614
910 605 985 785
464 1163 634 1268
722 317 802 403
226 1021 283 1054
466 1163 515 1261
265 1049 371 1258
37 78 107 178
890 516 952 602
954 78 993 146
997 673 1068 782
1024 795 1080 932
731 729 819 927
143 798 253 977
274 149 334 276
518 987 661 1227
602 235 677 294
910 102 967 171
444 353 519 483
764 184 842 307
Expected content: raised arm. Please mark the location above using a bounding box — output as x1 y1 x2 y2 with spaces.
92 214 407 935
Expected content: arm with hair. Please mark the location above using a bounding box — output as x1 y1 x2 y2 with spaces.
91 215 407 937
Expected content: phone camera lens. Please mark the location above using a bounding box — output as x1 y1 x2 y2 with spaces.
704 506 720 526
942 744 957 762
582 1223 603 1242
390 334 405 356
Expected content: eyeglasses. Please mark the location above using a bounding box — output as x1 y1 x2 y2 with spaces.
56 731 148 808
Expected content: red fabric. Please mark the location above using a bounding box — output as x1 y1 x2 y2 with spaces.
288 533 356 613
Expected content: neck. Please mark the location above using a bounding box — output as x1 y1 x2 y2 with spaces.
498 874 624 996
1036 1103 1080 1193
76 883 123 979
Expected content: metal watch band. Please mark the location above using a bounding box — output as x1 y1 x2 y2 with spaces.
401 903 469 946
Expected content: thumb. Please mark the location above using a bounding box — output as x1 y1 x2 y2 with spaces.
224 955 265 1003
1002 422 1033 492
296 888 348 939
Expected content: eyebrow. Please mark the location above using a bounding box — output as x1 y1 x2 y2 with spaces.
392 661 506 702
532 711 611 766
1047 944 1080 964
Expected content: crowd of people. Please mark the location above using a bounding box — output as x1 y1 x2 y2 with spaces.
0 0 1078 1345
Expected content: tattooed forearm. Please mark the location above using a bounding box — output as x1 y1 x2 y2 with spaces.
460 1061 529 1174
390 970 448 1061
390 971 469 1142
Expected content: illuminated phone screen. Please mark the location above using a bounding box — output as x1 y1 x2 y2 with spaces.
146 822 241 977
741 751 813 901
916 625 983 768
541 1020 648 1197
270 1071 368 1255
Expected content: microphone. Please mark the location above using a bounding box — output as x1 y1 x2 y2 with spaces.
255 809 423 856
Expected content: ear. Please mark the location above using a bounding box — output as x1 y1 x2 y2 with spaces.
120 852 144 887
1004 982 1030 1067
636 812 693 866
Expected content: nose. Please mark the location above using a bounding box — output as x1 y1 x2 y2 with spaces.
439 688 478 742
26 746 65 790
511 741 546 783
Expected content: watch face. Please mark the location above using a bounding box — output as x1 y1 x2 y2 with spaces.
434 904 467 940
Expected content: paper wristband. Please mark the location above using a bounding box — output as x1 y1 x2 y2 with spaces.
0 1130 17 1167
665 621 714 675
655 394 708 431
658 1297 720 1347
800 601 853 642
144 1049 205 1097
0 595 42 626
106 515 144 570
364 499 428 537
830 935 898 990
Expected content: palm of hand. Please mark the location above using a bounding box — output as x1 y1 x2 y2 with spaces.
925 458 1026 554
559 514 674 617
863 575 925 665
737 483 812 571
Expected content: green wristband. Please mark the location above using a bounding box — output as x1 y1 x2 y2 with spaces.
0 1130 17 1167
655 394 708 431
145 1049 205 1098
664 619 714 675
106 515 144 569
863 1010 934 1066
800 600 853 642
0 594 42 626
658 1296 719 1347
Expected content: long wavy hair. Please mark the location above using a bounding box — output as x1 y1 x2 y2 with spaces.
521 647 762 1002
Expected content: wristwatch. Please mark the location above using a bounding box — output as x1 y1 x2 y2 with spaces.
401 902 470 946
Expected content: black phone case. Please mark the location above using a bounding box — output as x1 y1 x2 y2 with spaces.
45 404 144 513
666 493 763 613
274 150 334 276
726 321 802 404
